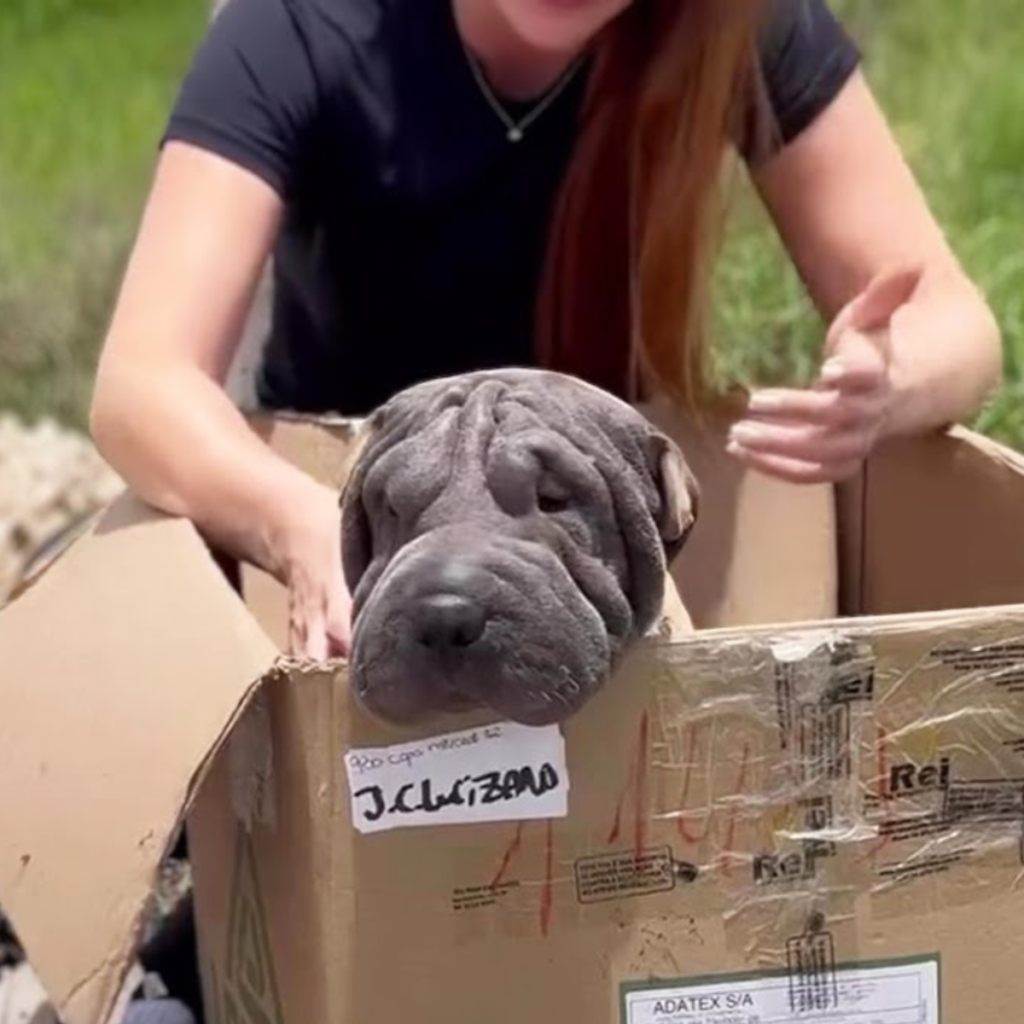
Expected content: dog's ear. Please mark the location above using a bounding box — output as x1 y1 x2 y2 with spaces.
650 432 699 562
338 424 376 593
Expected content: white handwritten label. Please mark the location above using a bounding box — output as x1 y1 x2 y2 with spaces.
343 721 570 834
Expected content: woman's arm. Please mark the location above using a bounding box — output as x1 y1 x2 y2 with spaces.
728 69 1003 481
90 141 350 656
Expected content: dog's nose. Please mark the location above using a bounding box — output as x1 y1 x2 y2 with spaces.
412 593 487 649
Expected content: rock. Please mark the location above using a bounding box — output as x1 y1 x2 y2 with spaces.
0 413 123 605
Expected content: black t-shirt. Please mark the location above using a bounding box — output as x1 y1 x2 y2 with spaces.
162 0 860 416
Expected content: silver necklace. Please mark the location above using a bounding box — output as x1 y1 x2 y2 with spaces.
461 44 585 143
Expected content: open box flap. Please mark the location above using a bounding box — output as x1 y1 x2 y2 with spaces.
0 492 281 1024
841 425 1024 615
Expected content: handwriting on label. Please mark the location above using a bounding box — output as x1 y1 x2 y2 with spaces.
343 721 570 834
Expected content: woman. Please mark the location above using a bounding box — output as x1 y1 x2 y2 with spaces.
90 0 1001 668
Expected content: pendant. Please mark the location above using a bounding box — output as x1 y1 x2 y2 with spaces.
507 125 524 142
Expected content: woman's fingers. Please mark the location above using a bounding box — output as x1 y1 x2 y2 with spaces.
746 387 849 425
735 266 915 487
285 543 349 661
290 588 329 661
288 585 351 660
823 264 921 354
731 372 888 480
728 418 875 464
844 264 923 334
325 571 354 658
743 384 886 430
725 443 863 485
746 345 887 424
818 336 890 393
288 570 353 661
280 481 354 661
324 508 354 657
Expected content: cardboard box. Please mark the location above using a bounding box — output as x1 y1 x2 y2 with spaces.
4 402 1024 1024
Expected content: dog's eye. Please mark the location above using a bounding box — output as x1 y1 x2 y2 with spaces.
537 493 571 515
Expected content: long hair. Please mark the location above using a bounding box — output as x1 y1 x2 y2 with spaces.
535 0 773 414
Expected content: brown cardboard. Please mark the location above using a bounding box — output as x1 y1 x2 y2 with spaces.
640 396 839 629
3 404 1024 1024
849 425 1024 615
192 603 1024 1023
0 493 281 1024
245 411 365 492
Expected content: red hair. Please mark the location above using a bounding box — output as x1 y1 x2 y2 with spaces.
536 0 773 412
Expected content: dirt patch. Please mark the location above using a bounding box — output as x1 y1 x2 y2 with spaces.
0 413 123 605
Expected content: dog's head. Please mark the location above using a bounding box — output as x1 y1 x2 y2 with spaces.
339 368 698 727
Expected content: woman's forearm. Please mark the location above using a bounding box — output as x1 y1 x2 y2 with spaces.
90 359 331 580
84 143 353 657
883 265 1003 439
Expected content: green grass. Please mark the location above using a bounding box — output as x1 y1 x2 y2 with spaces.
0 0 1021 447
712 0 1024 448
0 0 207 425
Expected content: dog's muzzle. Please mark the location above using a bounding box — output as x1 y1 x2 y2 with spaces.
348 526 611 727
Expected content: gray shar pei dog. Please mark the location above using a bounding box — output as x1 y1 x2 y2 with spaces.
339 368 699 727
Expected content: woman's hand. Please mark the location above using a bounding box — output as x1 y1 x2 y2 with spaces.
742 70 1003 482
272 479 354 661
726 266 922 484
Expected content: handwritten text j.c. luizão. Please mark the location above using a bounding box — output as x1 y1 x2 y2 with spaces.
353 763 561 825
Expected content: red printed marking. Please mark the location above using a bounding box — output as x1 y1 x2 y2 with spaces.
634 711 650 859
607 712 650 854
540 819 554 937
489 821 555 939
858 722 894 863
491 822 525 889
720 741 752 878
876 721 892 803
606 753 634 846
676 723 710 845
675 726 752 873
607 792 627 846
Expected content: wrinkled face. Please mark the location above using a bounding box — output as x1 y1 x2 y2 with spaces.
340 369 698 727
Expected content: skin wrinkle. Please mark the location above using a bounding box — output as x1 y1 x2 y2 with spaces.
347 407 461 614
368 415 626 638
338 369 695 725
354 529 608 722
489 425 627 580
507 394 667 625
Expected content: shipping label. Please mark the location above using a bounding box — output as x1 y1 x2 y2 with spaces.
622 957 939 1024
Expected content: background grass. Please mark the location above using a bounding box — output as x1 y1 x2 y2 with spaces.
713 0 1024 447
0 0 206 424
0 0 1021 446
